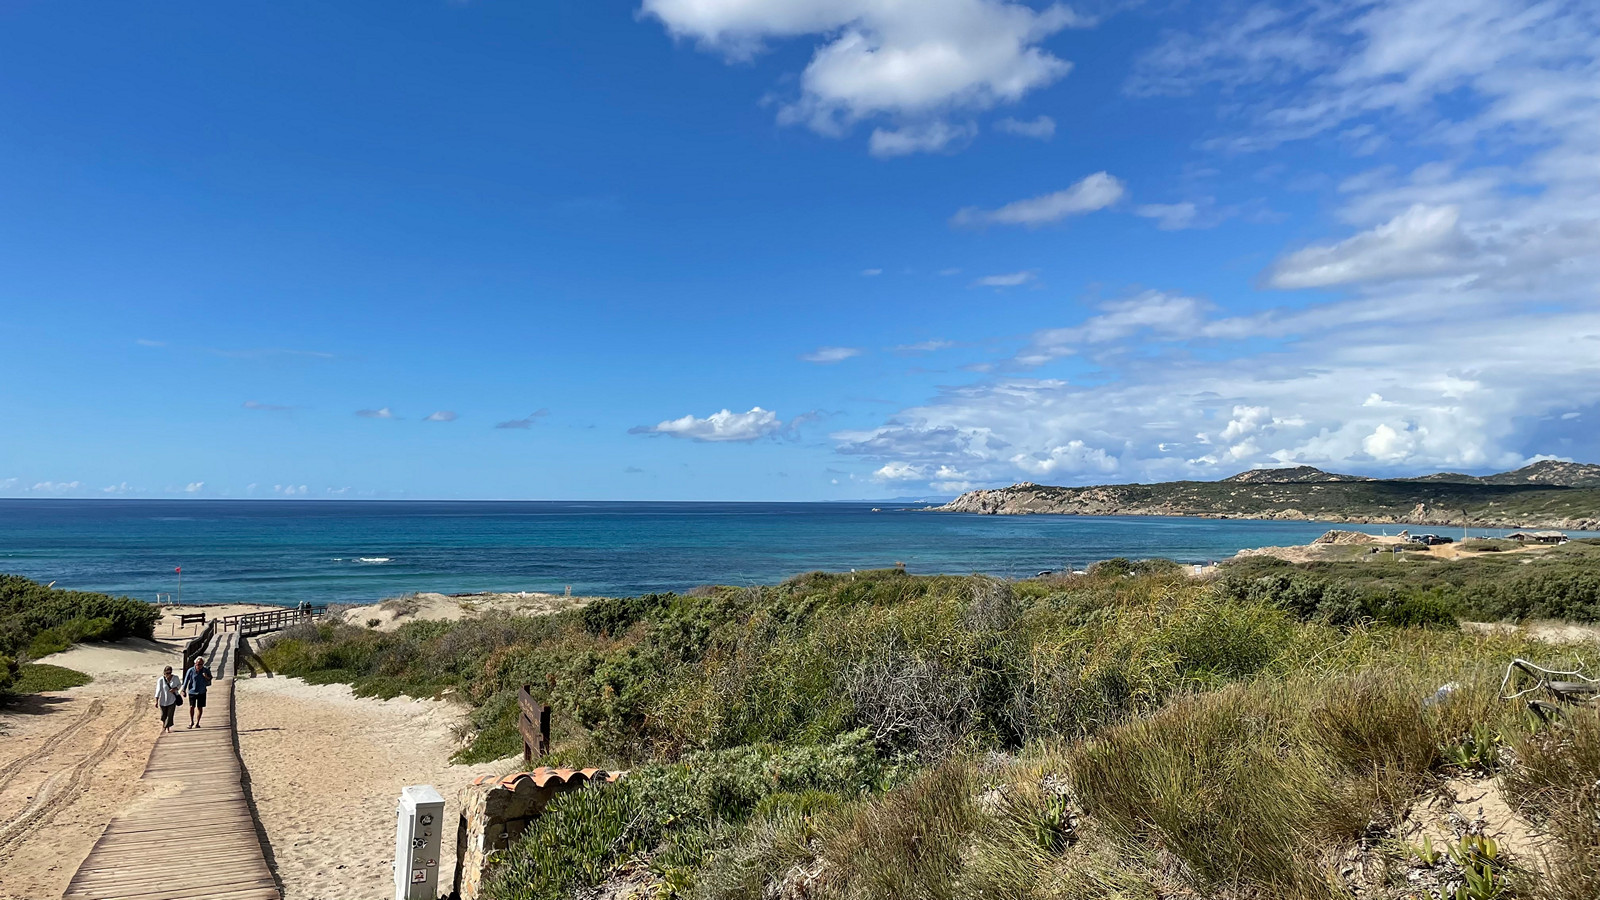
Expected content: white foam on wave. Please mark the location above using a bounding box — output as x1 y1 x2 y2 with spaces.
356 557 392 564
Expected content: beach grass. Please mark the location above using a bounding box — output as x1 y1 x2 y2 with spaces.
258 560 1600 899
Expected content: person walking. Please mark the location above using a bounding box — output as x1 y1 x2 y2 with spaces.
154 665 183 733
183 656 212 728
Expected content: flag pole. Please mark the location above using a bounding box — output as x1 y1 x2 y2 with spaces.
176 566 182 606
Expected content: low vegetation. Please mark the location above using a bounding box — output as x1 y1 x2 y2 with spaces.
261 553 1600 900
0 574 159 696
11 662 93 693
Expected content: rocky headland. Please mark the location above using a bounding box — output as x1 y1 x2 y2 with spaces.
936 460 1600 530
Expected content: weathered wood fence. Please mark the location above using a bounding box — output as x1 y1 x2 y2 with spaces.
518 684 551 764
182 620 217 670
224 604 327 637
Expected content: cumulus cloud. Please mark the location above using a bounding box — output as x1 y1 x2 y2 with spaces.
800 346 863 364
496 409 551 429
833 289 1600 490
424 410 458 423
184 482 204 493
29 480 84 493
642 0 1087 154
951 172 1125 227
631 407 785 442
102 482 134 494
274 484 309 496
994 114 1056 139
973 270 1038 288
355 407 396 419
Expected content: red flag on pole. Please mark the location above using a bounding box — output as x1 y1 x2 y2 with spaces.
175 566 181 574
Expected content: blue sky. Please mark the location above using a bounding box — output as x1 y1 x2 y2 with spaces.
1 0 1596 501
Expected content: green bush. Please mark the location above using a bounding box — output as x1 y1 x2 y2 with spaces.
0 575 160 664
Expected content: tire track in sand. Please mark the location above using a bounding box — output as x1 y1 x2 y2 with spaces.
0 699 106 796
0 695 147 858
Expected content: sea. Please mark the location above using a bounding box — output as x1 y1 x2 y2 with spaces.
0 499 1552 607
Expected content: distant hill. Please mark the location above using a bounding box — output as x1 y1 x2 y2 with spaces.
936 462 1600 529
1222 466 1372 484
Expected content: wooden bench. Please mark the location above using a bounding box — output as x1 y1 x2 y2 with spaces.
176 612 207 627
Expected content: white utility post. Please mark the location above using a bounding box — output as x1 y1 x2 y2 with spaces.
394 785 446 900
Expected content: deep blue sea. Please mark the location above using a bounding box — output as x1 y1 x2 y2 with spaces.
0 500 1544 606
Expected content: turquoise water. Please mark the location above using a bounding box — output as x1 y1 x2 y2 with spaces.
0 499 1537 606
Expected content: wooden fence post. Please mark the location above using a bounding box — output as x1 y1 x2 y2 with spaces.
518 684 552 765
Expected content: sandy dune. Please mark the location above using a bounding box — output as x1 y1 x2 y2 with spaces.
235 676 510 900
338 590 593 632
0 637 183 900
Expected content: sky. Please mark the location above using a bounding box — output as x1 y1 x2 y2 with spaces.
1 0 1597 501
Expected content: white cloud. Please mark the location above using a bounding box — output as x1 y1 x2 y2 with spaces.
1016 291 1220 365
631 407 785 442
833 289 1600 487
102 482 133 494
424 410 458 422
951 172 1125 227
274 484 309 496
1135 202 1199 231
1011 441 1119 477
30 481 84 493
973 270 1038 288
1265 204 1477 288
894 339 955 353
643 0 1088 154
184 482 204 493
994 114 1056 139
874 461 927 481
869 120 977 157
861 268 883 276
800 346 863 364
243 400 291 411
355 407 396 419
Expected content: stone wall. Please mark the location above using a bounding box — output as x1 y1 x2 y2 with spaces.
452 767 624 900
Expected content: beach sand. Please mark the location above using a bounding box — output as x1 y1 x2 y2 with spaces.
0 637 183 900
338 590 593 632
235 676 511 900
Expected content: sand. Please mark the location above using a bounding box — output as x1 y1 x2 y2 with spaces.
0 636 185 900
235 676 512 900
338 590 592 632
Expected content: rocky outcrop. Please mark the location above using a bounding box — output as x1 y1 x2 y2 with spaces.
934 465 1600 530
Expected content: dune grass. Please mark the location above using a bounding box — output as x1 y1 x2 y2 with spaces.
260 564 1600 900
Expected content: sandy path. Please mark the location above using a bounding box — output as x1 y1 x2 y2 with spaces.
235 677 510 900
0 639 180 900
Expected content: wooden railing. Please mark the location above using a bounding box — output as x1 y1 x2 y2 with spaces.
183 620 217 671
225 605 327 637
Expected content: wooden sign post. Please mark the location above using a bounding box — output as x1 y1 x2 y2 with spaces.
518 684 551 765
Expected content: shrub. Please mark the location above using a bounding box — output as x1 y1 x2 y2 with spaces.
12 663 92 693
0 575 159 663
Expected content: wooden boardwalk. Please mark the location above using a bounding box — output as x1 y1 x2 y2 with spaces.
65 632 281 900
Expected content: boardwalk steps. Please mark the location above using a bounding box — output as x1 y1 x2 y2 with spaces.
65 632 281 900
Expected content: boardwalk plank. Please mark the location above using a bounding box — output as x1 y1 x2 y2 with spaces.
66 635 281 900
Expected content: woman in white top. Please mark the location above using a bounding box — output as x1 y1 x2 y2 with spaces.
154 665 183 734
